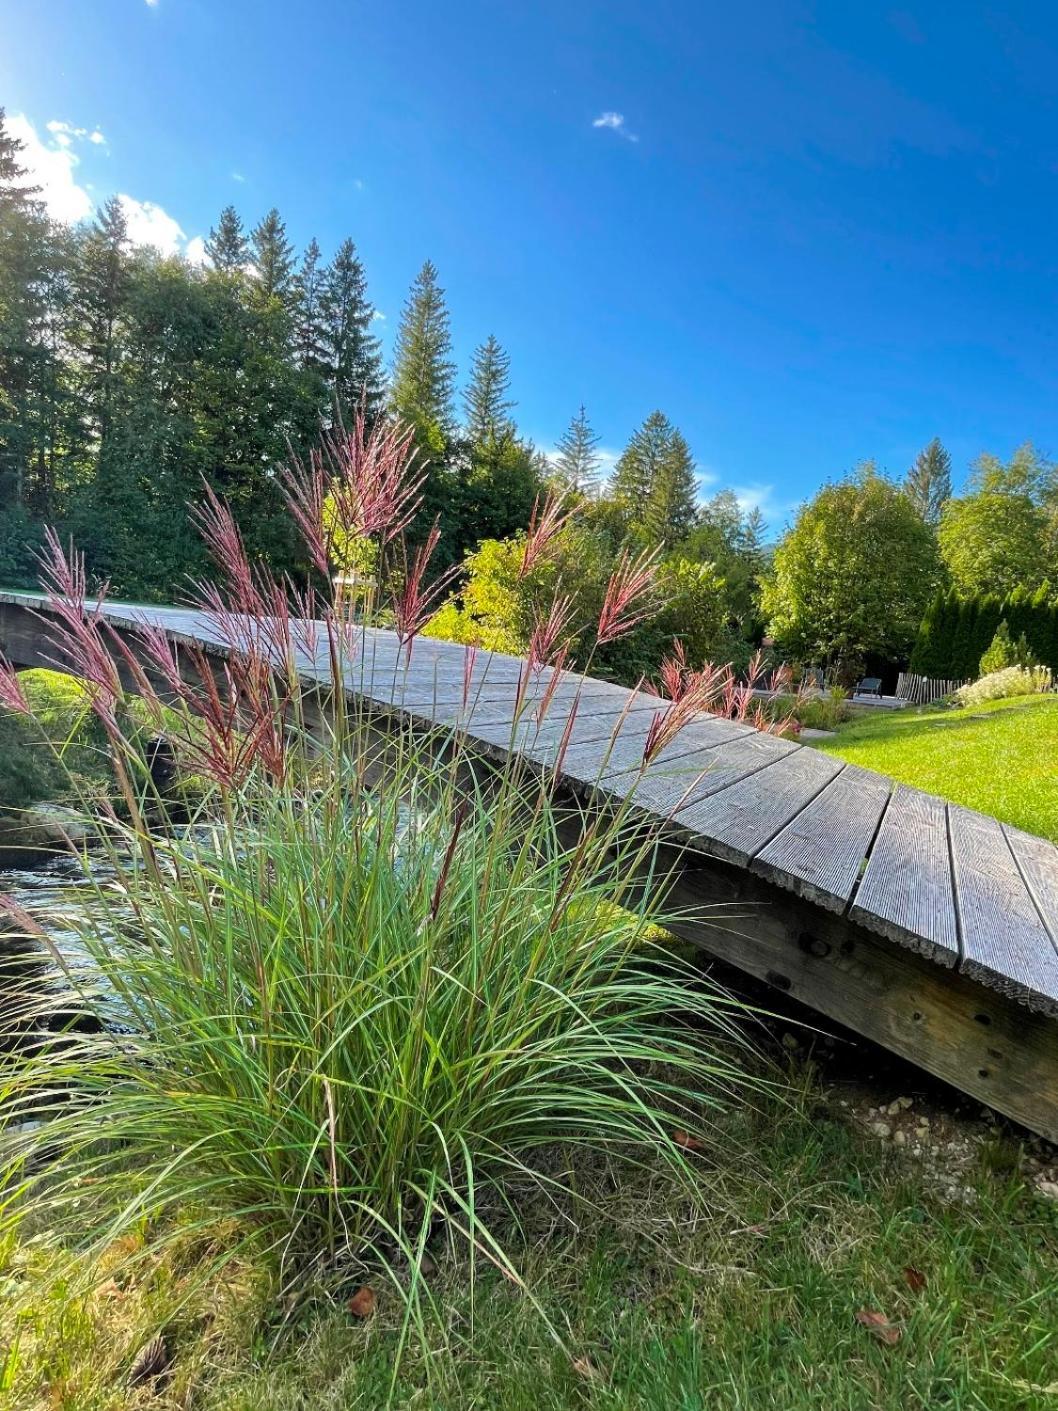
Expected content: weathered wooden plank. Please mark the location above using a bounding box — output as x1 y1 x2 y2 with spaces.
753 763 892 912
621 828 1058 1142
674 747 845 868
463 693 665 758
1006 825 1058 951
949 807 1058 1015
608 728 799 824
849 785 959 967
560 712 752 787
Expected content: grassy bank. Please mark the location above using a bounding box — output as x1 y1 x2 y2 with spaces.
5 1071 1058 1411
808 694 1058 842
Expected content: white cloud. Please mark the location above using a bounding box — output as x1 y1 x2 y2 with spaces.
145 0 159 7
46 121 107 150
591 111 639 143
10 113 204 263
371 310 386 322
8 112 94 222
231 170 246 183
117 194 186 256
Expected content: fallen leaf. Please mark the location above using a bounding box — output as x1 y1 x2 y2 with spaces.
672 1129 705 1153
572 1355 605 1383
347 1286 376 1318
855 1308 901 1346
128 1333 170 1385
902 1265 927 1292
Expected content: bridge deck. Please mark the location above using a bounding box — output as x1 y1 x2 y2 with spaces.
4 593 1058 1137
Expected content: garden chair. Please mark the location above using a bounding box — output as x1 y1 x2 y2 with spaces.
853 676 883 698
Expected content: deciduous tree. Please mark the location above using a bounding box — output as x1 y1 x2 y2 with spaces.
762 465 940 676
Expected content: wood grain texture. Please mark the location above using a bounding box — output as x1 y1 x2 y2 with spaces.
617 728 799 823
627 830 1058 1142
1006 825 1058 951
849 785 959 967
674 747 845 868
753 763 892 911
949 807 1058 1015
560 712 752 788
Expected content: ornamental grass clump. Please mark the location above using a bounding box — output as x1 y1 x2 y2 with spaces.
0 412 761 1338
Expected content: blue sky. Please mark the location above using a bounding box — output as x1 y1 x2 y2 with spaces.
4 0 1058 530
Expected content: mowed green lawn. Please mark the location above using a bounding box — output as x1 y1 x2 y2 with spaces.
809 694 1058 842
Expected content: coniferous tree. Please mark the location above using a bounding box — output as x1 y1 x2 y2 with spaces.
204 205 248 274
611 411 673 513
554 405 602 496
464 335 514 448
612 411 698 546
292 238 329 379
0 107 64 516
390 260 455 457
73 197 131 450
643 427 698 547
320 237 384 423
249 208 295 304
905 437 952 526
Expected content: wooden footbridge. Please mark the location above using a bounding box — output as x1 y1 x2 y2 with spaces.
3 590 1058 1141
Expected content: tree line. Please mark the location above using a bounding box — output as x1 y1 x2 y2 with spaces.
8 105 1053 687
0 109 763 639
762 438 1058 682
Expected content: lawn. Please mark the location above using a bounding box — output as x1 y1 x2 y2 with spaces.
808 693 1058 842
7 1073 1058 1411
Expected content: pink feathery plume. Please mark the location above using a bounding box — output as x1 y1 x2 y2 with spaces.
527 592 576 674
281 457 330 576
393 521 459 658
190 485 263 619
35 528 122 726
596 546 660 645
520 488 574 578
462 642 479 708
0 657 29 715
319 409 425 548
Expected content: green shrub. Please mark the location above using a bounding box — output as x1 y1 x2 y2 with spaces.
980 620 1017 675
767 690 850 731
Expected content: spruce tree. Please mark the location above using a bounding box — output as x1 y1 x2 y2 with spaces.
389 260 455 456
613 411 698 546
464 335 514 449
320 237 384 423
554 405 602 496
292 238 329 378
643 427 698 547
905 437 952 526
0 107 59 513
73 197 131 449
611 411 673 513
249 208 295 303
204 205 248 274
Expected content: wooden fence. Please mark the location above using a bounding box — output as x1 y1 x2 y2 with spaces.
894 671 969 706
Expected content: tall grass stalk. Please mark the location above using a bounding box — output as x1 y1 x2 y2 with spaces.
0 412 764 1372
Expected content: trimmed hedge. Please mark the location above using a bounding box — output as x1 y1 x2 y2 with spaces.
910 584 1058 679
